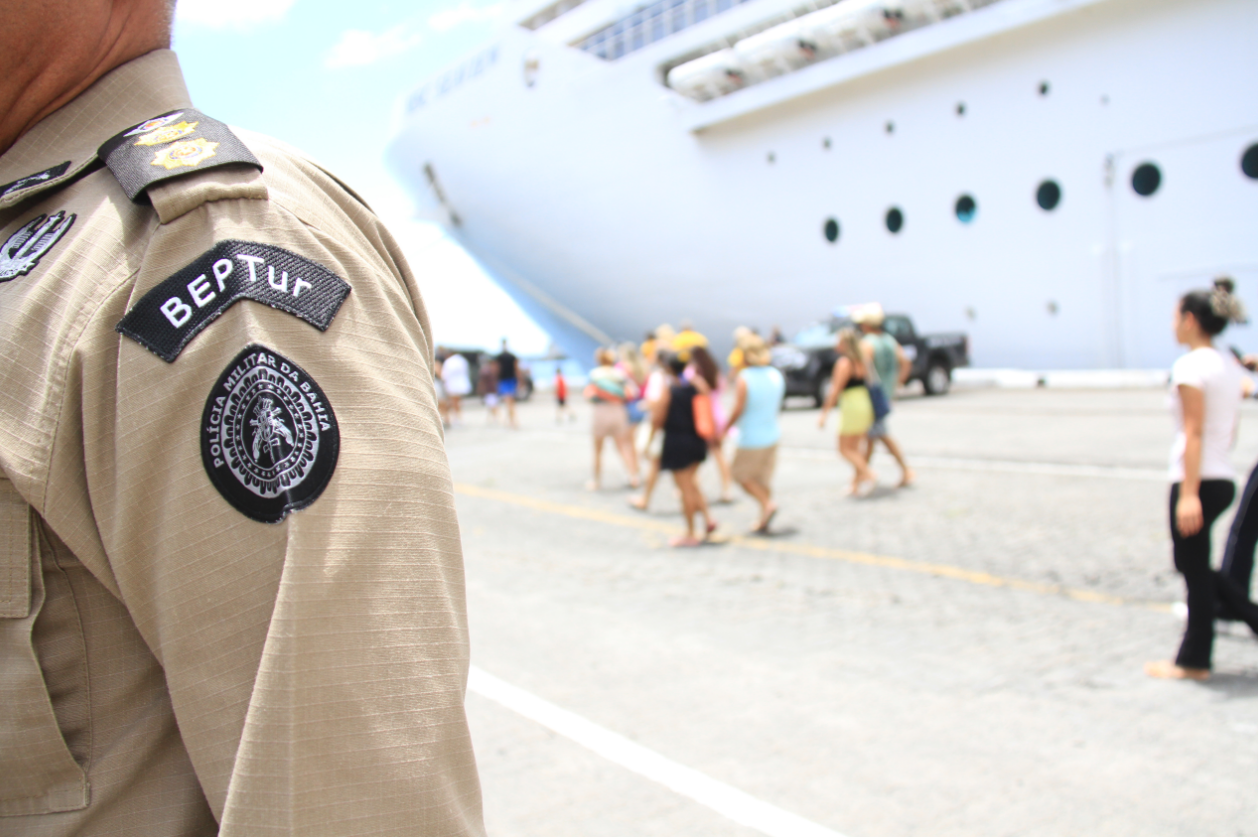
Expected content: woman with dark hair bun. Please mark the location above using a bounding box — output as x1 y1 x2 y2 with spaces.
1147 278 1258 680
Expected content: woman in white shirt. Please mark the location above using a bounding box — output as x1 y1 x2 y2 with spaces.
440 349 472 425
1147 279 1258 680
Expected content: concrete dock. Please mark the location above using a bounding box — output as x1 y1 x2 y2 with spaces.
444 387 1258 837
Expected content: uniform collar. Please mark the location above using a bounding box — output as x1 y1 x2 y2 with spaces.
0 50 192 210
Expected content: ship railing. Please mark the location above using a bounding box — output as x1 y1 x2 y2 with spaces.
664 0 1002 102
574 0 761 61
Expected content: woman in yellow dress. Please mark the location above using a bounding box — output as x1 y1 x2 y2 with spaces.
818 327 877 495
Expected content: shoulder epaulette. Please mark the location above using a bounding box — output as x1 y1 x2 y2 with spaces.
97 109 262 203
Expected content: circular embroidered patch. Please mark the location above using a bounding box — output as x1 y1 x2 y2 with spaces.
201 345 338 523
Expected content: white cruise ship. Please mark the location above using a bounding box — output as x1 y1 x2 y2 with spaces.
386 0 1258 369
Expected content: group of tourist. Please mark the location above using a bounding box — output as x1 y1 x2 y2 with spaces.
573 307 929 546
441 290 1258 680
435 339 523 429
577 322 785 546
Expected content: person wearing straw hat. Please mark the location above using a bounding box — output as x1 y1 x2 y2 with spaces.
725 335 786 532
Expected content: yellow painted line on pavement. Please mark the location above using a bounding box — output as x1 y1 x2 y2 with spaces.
454 483 1170 613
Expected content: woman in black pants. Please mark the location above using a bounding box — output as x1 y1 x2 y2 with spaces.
1147 279 1258 680
1219 351 1258 609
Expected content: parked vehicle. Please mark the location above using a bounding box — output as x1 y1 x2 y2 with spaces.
772 311 969 405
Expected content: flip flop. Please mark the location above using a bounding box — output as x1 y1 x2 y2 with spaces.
669 535 703 548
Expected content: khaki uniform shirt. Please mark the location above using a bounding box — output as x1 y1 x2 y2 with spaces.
0 50 484 836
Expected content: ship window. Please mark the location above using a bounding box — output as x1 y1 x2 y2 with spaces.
1037 180 1061 211
885 121 895 134
1131 162 1162 197
955 194 976 223
1039 80 1050 96
956 102 966 117
885 207 904 234
822 137 831 150
823 218 840 243
1242 144 1258 180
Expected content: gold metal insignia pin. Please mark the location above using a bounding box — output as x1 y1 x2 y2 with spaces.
134 121 199 146
151 138 219 170
125 112 185 137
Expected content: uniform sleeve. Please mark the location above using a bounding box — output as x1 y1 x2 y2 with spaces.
67 191 485 835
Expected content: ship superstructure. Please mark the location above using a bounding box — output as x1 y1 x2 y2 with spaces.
388 0 1258 368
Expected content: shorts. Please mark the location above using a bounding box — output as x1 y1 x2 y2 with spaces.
556 395 567 407
592 401 629 438
498 379 518 398
732 445 778 488
868 417 888 439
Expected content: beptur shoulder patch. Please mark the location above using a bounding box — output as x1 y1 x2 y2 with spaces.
116 240 352 362
202 345 339 523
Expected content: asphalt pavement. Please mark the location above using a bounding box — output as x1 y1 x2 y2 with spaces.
444 386 1258 837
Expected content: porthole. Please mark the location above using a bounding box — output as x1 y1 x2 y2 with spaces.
1038 80 1050 97
1242 144 1258 180
1036 179 1061 211
767 152 775 164
885 120 895 135
1131 162 1162 197
822 137 832 150
885 207 904 234
955 102 966 117
823 218 840 243
954 194 977 224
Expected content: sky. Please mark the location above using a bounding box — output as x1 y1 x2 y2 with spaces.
172 0 553 354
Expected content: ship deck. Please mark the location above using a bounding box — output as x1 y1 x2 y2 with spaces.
448 386 1258 836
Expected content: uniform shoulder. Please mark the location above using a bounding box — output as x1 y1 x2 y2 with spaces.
99 109 263 214
109 113 378 235
231 129 378 225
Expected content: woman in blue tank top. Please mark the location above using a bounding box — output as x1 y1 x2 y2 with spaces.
725 336 785 533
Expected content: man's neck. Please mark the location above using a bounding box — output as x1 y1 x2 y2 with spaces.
0 2 169 155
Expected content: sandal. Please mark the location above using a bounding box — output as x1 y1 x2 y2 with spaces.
669 535 703 548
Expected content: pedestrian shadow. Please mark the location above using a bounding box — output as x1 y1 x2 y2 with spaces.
743 525 801 539
1198 671 1258 697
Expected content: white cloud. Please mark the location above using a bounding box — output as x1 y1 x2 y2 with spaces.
176 0 296 28
324 24 424 69
427 2 505 33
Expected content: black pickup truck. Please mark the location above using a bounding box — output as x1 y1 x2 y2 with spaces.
771 313 969 405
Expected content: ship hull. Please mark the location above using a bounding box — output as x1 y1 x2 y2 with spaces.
388 0 1258 368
